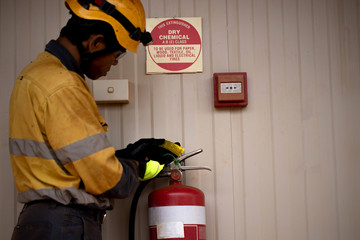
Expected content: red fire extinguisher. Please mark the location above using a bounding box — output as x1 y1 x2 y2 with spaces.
148 149 211 240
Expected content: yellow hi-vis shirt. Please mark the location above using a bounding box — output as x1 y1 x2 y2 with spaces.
9 50 138 209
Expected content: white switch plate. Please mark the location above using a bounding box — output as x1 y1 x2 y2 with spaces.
92 79 129 103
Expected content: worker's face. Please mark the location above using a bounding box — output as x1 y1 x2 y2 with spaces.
86 50 123 80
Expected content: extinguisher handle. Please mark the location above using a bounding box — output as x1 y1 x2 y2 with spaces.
180 166 212 171
175 148 212 172
158 148 212 178
177 148 203 162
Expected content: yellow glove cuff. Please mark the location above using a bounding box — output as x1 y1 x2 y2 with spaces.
160 140 185 157
139 160 164 181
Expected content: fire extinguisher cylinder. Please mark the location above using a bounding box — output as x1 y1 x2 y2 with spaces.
148 180 207 240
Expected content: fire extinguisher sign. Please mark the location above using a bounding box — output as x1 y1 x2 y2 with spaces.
146 17 203 74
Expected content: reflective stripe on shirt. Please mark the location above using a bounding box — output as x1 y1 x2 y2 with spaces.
55 132 112 165
9 132 111 166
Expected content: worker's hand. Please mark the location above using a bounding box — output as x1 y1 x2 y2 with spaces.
115 138 184 178
138 160 164 181
116 138 184 164
115 138 164 161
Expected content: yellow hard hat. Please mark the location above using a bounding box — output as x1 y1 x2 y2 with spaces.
65 0 152 53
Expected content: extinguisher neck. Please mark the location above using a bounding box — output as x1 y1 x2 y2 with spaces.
170 180 182 185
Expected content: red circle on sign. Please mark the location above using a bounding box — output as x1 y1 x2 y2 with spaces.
148 19 202 71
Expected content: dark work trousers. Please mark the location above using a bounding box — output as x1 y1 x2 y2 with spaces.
11 200 105 240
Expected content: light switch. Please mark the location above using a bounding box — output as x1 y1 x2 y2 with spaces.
107 87 114 93
92 79 129 103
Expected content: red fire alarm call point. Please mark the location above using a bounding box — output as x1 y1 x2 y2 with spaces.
213 72 248 107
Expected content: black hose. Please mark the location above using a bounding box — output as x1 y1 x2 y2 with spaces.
128 179 153 240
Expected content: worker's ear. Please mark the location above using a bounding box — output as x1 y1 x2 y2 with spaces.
87 34 106 53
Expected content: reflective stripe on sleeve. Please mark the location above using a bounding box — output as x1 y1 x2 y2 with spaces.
9 138 69 174
55 132 112 165
9 138 57 160
9 132 112 166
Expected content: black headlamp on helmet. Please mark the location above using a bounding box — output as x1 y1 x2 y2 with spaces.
66 0 153 53
85 0 153 46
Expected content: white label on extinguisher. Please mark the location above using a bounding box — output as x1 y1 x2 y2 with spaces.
157 221 185 239
149 205 206 226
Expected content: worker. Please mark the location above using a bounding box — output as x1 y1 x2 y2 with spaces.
8 0 184 239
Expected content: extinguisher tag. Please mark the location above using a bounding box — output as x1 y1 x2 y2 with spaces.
157 221 185 239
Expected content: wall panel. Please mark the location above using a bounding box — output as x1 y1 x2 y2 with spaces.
0 1 16 239
189 1 218 240
313 0 339 239
0 0 359 240
227 1 247 240
210 0 235 239
282 1 308 239
268 0 293 240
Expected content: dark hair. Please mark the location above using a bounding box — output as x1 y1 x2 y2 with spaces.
60 15 122 51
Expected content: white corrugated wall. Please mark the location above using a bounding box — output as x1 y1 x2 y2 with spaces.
1 0 359 240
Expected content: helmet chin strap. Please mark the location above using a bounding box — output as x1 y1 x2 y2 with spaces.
75 40 111 77
75 36 125 77
75 40 94 76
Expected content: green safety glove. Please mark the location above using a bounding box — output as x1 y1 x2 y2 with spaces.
138 160 165 181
